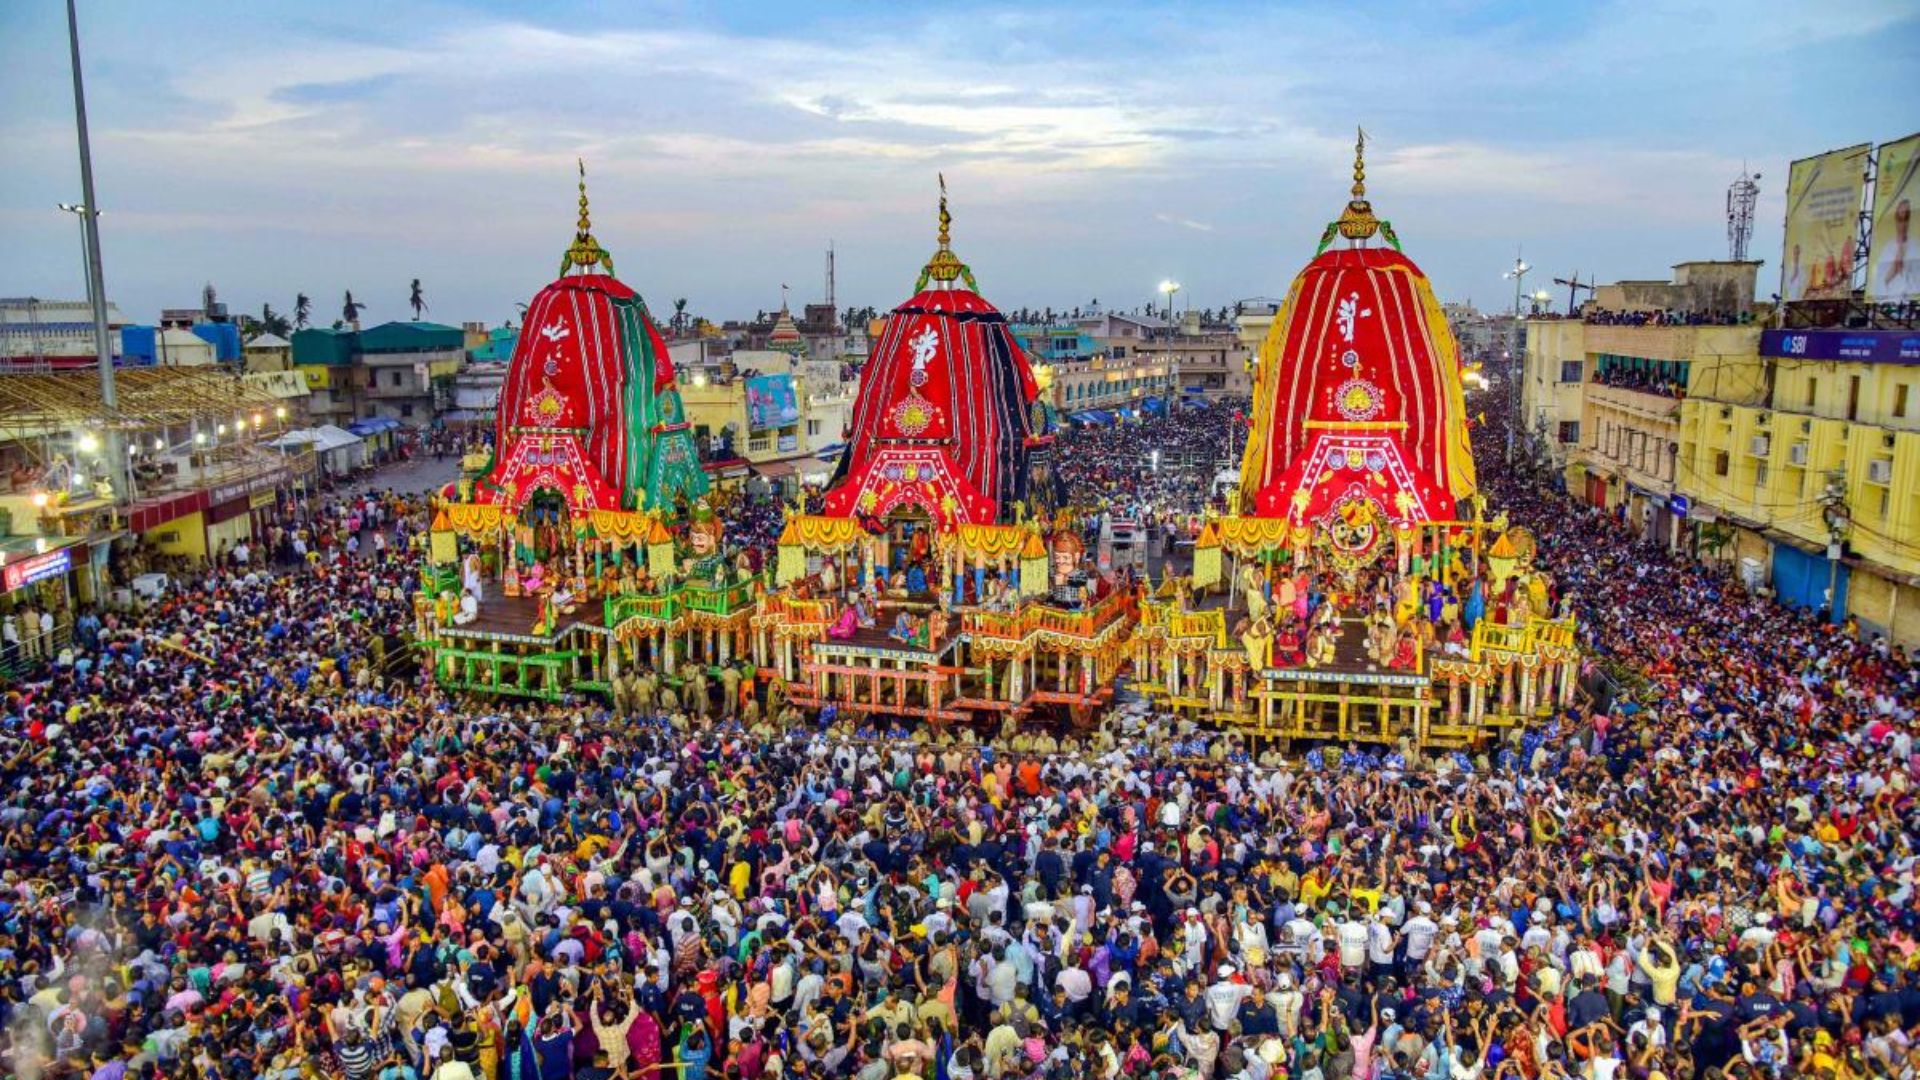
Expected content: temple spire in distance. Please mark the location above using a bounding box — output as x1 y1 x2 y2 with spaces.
561 158 616 278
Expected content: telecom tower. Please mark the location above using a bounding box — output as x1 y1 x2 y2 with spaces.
1727 168 1761 261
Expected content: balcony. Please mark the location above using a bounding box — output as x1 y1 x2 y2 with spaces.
1585 382 1681 425
1584 324 1699 361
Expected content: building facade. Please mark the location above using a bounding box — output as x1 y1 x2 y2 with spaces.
290 321 462 427
1678 328 1920 643
0 297 128 368
1049 354 1177 416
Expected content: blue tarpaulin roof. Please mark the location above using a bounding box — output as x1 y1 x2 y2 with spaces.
1071 410 1116 425
348 417 402 436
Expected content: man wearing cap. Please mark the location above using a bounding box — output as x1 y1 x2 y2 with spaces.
1206 963 1253 1032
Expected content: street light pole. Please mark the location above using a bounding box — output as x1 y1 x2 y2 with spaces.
1501 253 1530 466
65 0 126 502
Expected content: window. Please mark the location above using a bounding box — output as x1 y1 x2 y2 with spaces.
1560 360 1583 383
1557 420 1580 444
1847 375 1860 422
807 419 822 436
400 403 414 417
389 370 403 388
1713 451 1730 477
1806 377 1818 408
1111 346 1127 359
1897 384 1911 419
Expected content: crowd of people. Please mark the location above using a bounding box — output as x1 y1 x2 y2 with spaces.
1581 309 1753 328
0 390 1915 1080
1053 402 1244 526
1589 367 1687 399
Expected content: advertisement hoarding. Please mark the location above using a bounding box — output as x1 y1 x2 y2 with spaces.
1782 144 1870 302
744 374 800 431
1868 132 1920 304
1759 328 1920 364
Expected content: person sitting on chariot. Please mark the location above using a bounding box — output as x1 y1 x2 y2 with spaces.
888 610 918 645
1276 617 1303 666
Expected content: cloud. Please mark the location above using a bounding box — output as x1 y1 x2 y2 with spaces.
0 0 1912 324
1156 213 1214 233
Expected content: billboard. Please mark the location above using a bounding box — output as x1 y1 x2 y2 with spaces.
1782 144 1869 302
744 374 800 431
1868 132 1920 304
1760 328 1920 364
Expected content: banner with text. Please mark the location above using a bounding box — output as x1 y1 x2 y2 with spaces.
1783 144 1870 302
1868 132 1920 304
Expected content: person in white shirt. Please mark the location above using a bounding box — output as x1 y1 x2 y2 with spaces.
1054 962 1092 1005
1401 903 1440 975
1284 914 1324 965
1336 912 1370 970
1367 918 1397 978
1204 965 1252 1032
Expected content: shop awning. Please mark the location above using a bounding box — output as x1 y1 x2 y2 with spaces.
1072 410 1116 425
348 417 402 437
750 458 801 479
271 425 363 453
703 457 751 479
812 442 847 460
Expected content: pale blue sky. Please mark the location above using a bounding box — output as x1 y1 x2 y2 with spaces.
1 0 1916 327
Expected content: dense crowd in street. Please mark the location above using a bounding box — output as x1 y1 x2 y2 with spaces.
0 392 1916 1080
1053 402 1244 525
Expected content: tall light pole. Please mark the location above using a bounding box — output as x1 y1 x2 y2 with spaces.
66 0 125 502
1501 253 1530 465
57 202 91 286
1158 279 1181 323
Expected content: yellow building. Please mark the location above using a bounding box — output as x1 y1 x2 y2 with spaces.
679 368 847 491
1520 263 1767 549
1519 317 1589 472
1049 354 1176 416
1678 327 1920 643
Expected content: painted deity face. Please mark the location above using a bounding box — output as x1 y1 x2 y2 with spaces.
689 521 720 557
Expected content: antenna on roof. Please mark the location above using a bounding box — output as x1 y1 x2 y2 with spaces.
1727 166 1761 262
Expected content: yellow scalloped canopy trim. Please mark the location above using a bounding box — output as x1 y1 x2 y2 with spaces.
590 509 654 543
443 502 506 536
789 514 867 553
1217 516 1294 555
1194 521 1222 548
949 523 1028 560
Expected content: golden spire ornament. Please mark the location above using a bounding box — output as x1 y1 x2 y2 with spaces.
1335 127 1381 242
917 172 979 291
561 158 616 277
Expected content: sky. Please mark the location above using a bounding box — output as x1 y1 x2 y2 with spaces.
1 0 1917 330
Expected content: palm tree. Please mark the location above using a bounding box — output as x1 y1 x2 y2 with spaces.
293 293 311 329
409 279 427 321
259 303 291 338
672 298 688 334
342 290 366 326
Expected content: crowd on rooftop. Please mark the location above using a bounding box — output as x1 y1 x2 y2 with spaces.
0 385 1914 1080
1581 310 1753 328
